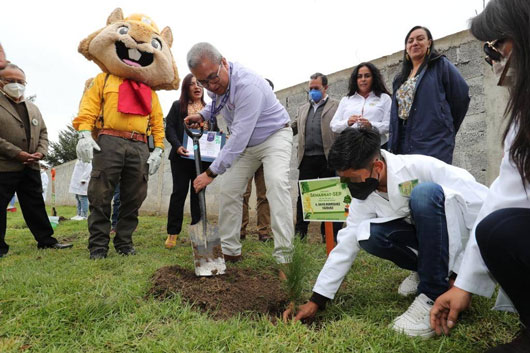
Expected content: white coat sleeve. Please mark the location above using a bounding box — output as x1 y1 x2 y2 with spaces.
312 201 377 299
454 221 497 297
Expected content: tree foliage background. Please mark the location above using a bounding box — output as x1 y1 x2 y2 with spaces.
44 124 78 166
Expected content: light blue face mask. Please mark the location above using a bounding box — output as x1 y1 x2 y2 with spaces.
309 89 323 103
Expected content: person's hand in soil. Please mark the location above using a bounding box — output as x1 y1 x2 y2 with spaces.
282 300 318 323
430 286 471 335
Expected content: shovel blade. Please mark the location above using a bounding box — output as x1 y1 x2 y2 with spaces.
189 220 226 276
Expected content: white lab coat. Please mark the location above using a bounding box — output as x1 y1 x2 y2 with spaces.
313 150 489 300
455 126 528 312
69 160 92 196
41 171 49 201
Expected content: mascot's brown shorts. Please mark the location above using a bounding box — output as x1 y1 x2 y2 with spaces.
87 134 149 253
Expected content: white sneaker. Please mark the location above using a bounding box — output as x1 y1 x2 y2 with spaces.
70 215 82 221
391 293 435 338
398 272 420 296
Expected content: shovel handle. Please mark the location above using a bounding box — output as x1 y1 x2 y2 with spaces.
184 123 204 139
185 124 208 231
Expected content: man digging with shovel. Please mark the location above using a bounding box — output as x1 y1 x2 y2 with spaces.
184 42 294 268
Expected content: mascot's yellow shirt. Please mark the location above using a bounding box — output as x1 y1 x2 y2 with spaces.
73 73 165 149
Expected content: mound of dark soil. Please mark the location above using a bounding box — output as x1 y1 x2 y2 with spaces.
149 265 288 320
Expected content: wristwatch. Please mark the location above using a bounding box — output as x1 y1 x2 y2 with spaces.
205 167 217 179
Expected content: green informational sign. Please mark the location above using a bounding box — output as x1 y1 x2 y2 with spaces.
299 177 352 222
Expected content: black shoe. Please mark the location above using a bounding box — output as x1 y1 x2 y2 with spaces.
116 247 136 256
90 250 108 260
37 242 73 250
485 328 530 352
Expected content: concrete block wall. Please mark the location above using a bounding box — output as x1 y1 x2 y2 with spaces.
51 30 509 216
277 30 509 189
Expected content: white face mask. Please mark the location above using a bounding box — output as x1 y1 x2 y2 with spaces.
2 82 25 100
493 55 515 87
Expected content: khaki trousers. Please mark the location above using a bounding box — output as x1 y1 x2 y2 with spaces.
218 128 294 263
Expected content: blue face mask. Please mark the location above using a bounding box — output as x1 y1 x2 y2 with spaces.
309 89 323 102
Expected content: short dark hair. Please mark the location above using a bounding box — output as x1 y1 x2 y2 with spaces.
347 62 390 97
328 127 381 171
310 72 328 86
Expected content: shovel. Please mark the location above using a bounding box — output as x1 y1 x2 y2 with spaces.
184 125 226 276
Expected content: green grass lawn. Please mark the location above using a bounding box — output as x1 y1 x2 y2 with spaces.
0 205 519 352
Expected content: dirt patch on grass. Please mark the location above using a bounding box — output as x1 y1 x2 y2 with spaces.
149 265 288 320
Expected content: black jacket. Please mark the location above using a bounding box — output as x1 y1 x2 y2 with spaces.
165 100 187 161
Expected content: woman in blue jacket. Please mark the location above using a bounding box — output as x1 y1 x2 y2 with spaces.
389 26 470 164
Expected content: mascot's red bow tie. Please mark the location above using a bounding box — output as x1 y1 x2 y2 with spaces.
118 79 152 116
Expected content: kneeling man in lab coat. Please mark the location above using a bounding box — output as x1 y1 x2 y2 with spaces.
286 127 488 338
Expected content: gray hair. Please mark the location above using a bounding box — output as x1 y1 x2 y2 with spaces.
187 42 223 69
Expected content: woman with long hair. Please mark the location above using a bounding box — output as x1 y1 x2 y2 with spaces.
431 1 530 351
164 73 211 248
388 26 470 164
330 62 391 146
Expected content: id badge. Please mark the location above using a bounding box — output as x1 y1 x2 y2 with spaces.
398 179 419 197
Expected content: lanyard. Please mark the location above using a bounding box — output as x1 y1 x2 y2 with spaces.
210 62 233 119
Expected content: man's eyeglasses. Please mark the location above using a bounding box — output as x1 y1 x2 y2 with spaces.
484 39 505 66
197 63 222 87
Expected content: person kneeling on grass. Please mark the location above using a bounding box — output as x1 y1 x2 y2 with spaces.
284 127 488 338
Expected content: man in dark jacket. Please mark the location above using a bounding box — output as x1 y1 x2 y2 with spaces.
0 63 72 257
292 72 342 242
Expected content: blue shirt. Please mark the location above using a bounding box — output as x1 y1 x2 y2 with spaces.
201 62 290 174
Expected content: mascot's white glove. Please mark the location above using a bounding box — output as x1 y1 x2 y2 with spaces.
76 130 101 163
147 147 163 175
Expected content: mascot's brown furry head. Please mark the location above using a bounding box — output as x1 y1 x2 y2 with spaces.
78 8 179 91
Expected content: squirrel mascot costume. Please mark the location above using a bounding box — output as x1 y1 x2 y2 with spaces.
73 8 179 259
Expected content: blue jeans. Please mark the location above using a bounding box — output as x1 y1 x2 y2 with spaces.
358 182 449 300
76 194 89 218
111 183 120 229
